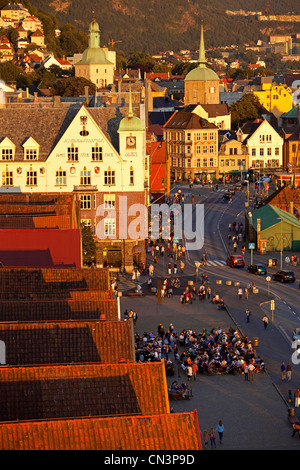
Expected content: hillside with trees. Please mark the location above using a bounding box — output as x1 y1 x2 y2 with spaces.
28 0 300 53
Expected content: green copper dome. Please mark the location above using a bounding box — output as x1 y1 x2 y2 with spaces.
118 88 144 132
185 21 219 82
77 15 113 66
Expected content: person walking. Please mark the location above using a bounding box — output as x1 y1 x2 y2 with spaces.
244 287 249 300
262 315 269 330
180 260 185 273
209 427 216 449
246 308 251 323
238 287 243 300
281 362 286 381
286 362 292 381
244 364 249 381
215 420 224 445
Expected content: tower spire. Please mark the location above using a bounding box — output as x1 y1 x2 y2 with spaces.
128 86 134 118
198 19 206 68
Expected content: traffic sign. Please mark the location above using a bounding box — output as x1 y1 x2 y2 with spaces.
270 300 275 310
249 243 255 250
266 276 271 282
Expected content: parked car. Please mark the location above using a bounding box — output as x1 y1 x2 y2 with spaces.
272 270 296 283
226 255 245 268
247 264 267 275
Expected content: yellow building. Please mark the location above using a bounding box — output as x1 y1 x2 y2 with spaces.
252 84 293 119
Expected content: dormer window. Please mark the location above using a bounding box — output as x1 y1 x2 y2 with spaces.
23 137 39 160
25 149 38 160
1 148 13 160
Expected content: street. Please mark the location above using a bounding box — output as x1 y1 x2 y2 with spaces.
118 181 300 449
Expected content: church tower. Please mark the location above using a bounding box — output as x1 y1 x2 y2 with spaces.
75 12 115 89
184 21 220 106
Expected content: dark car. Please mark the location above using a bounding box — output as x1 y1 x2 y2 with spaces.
247 264 267 275
272 270 296 283
226 255 245 268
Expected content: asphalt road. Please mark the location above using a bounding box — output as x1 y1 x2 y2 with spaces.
119 181 300 450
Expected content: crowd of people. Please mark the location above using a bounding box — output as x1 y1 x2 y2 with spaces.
133 322 265 379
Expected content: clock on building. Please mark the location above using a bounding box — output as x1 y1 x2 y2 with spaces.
126 136 136 149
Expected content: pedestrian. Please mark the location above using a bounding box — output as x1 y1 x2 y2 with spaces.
246 308 251 323
174 263 177 274
203 430 209 449
192 361 198 381
167 262 172 275
215 420 224 444
244 364 249 381
281 362 286 381
209 427 216 449
233 242 237 252
238 287 243 300
133 311 138 325
244 287 249 300
187 364 193 381
180 260 185 273
286 362 292 381
262 315 268 330
249 362 255 381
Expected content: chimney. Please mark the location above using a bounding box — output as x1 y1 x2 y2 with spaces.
84 86 89 106
33 92 38 103
53 95 60 107
290 201 294 214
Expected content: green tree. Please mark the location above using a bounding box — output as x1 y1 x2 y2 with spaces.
0 62 23 85
81 223 97 266
127 52 155 73
52 76 96 97
59 23 88 57
230 92 264 130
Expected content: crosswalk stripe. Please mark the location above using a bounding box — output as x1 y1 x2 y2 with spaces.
206 260 226 266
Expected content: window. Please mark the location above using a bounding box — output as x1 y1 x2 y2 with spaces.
209 145 214 153
186 132 191 141
68 146 78 161
92 146 103 161
2 170 13 186
104 194 116 209
203 133 208 141
231 159 235 166
130 167 134 185
187 159 191 168
196 133 201 141
80 194 91 209
55 170 66 186
203 158 207 167
267 148 272 156
196 159 201 167
203 145 208 154
25 149 37 160
260 148 264 156
104 169 115 185
252 148 256 157
220 160 224 167
80 170 91 185
209 158 214 167
1 148 13 160
210 87 215 93
104 218 116 237
196 145 201 154
275 147 279 156
209 132 214 140
292 144 297 153
26 170 37 186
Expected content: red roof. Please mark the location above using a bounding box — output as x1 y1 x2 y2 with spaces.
57 58 71 66
0 319 134 365
0 411 202 450
0 361 170 422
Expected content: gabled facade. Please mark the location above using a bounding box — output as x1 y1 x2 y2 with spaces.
240 119 283 173
0 102 149 271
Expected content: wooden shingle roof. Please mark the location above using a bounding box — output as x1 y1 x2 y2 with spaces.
0 362 169 422
0 411 202 450
0 320 133 365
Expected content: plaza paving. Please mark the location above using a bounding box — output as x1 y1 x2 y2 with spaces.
120 294 300 450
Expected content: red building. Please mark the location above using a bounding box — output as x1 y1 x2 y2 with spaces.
149 141 169 202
